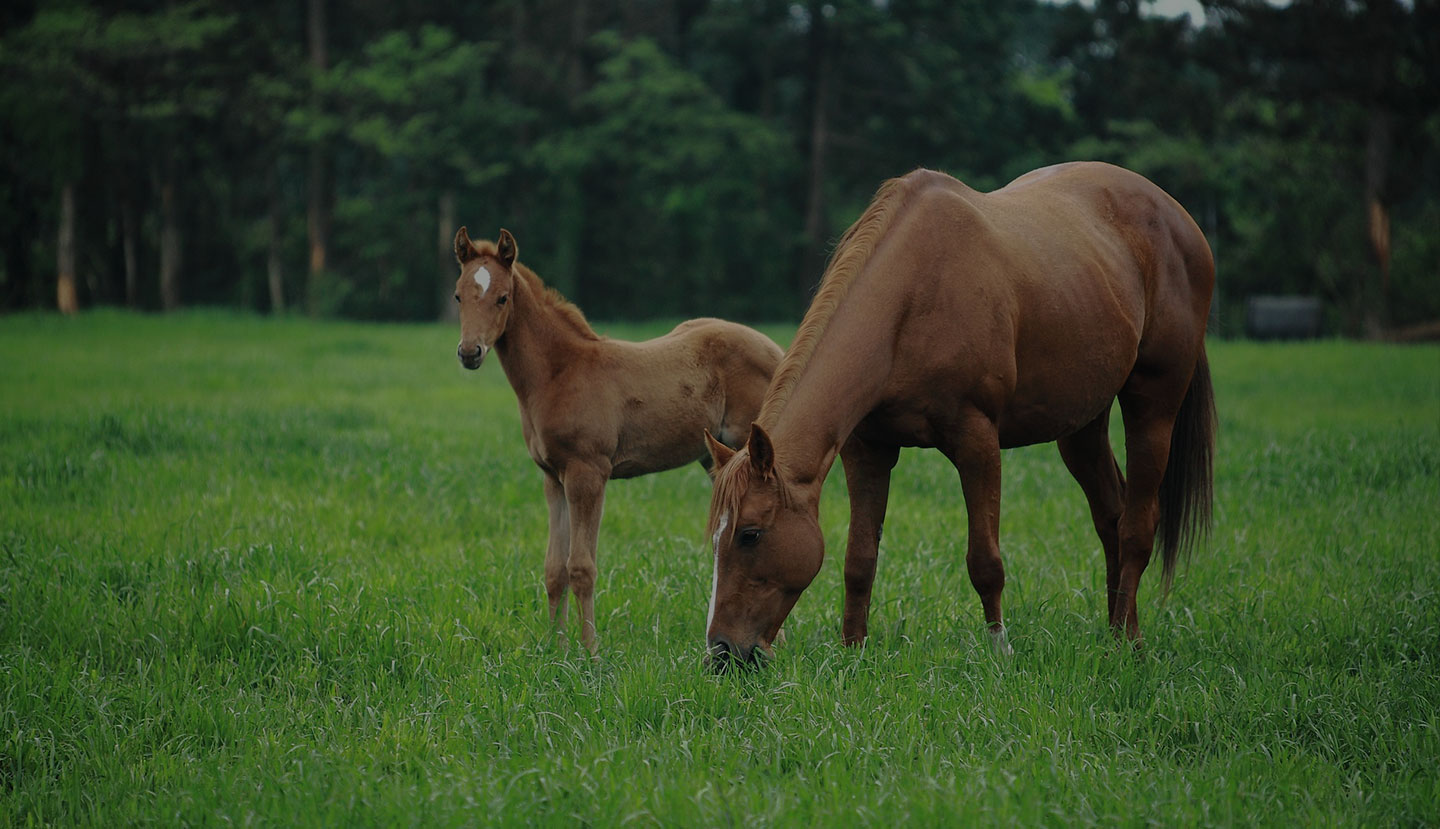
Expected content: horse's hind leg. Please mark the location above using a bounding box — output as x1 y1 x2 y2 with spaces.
1114 373 1188 645
838 435 900 646
543 473 572 633
1056 407 1126 625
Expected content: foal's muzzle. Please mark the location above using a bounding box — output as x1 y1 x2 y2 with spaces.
457 344 488 370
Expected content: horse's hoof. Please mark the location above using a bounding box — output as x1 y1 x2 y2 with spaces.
988 625 1014 657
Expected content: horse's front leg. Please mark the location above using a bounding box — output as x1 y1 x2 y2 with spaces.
839 436 900 646
562 461 610 656
946 417 1013 656
542 472 572 634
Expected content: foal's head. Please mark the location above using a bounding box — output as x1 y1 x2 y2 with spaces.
454 226 518 369
704 426 824 672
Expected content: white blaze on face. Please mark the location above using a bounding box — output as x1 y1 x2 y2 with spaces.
707 512 729 639
472 264 492 294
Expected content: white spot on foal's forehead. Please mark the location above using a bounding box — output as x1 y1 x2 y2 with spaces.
472 264 491 294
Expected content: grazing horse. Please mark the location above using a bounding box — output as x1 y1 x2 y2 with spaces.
703 162 1215 669
453 227 783 653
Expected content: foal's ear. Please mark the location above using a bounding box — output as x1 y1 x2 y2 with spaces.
747 423 776 480
704 429 736 472
496 228 518 268
454 226 478 264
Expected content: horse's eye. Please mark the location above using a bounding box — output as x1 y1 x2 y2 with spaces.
497 294 508 307
737 528 762 547
453 293 460 303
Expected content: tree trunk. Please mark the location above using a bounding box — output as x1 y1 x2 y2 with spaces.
1360 0 1399 337
800 1 834 297
306 0 330 316
437 189 457 321
306 151 331 315
551 0 591 304
566 0 591 98
56 183 78 314
268 169 286 314
121 198 139 308
159 175 181 311
1363 106 1392 337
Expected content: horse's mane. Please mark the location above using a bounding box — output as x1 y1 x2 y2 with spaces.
472 239 599 341
755 170 930 430
707 453 795 539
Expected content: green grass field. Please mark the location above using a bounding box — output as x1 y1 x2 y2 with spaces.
2 311 1437 825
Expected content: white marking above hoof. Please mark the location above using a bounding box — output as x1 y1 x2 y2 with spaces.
989 625 1014 657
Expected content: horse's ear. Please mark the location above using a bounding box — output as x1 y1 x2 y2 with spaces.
705 429 736 472
454 226 477 264
747 423 775 480
496 228 518 268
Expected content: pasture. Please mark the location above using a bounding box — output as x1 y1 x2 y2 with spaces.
2 311 1437 825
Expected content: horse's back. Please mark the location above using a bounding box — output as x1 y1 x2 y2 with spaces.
996 162 1213 311
953 162 1212 354
663 318 784 442
598 318 781 475
656 317 783 376
876 163 1212 446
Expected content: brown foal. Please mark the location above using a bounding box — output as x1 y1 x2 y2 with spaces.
453 227 783 653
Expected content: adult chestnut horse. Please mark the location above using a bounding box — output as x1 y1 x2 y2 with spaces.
454 227 782 654
703 162 1215 668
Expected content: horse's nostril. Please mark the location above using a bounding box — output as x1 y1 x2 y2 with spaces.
708 635 740 673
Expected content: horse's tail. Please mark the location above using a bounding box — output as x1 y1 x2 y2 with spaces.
1157 346 1216 593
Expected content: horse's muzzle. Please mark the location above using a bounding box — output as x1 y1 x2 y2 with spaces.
707 634 764 674
457 344 488 370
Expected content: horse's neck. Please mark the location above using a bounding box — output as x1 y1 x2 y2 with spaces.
494 275 590 402
770 287 899 490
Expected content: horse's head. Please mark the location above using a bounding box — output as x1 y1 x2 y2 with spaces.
454 226 518 369
703 425 824 672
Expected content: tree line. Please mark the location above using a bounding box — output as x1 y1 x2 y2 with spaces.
1 0 1435 334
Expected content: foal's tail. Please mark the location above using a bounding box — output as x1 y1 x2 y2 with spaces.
1157 347 1216 593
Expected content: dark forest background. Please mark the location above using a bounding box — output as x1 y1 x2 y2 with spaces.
1 0 1436 334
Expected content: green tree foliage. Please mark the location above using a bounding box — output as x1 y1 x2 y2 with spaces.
538 32 795 317
0 0 1434 333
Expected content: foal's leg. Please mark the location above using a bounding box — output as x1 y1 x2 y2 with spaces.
542 473 572 633
562 462 610 655
1114 378 1185 645
838 436 900 646
1056 409 1126 626
945 417 1012 656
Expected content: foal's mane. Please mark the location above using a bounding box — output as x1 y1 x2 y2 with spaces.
755 170 928 430
472 239 599 341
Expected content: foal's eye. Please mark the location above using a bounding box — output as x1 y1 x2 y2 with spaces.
453 293 460 303
737 528 762 547
496 294 508 307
